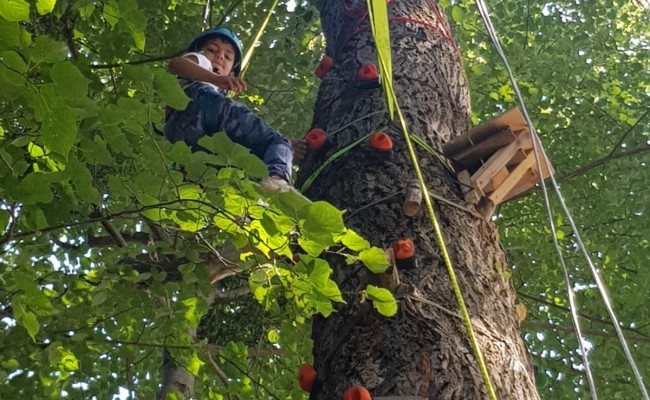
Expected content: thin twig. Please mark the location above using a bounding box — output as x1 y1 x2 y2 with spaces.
608 109 649 157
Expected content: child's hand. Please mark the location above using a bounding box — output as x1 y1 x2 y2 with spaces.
214 76 247 93
291 139 307 163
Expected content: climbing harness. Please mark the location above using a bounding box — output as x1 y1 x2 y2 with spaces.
475 1 650 399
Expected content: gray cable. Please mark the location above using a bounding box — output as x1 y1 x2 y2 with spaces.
474 1 649 399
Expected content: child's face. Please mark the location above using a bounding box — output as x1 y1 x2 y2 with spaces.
200 37 236 76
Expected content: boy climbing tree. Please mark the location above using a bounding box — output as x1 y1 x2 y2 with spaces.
164 26 301 191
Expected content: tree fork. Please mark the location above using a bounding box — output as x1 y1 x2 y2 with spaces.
299 0 540 398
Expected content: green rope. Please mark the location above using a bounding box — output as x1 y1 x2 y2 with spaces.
365 0 498 397
300 131 375 192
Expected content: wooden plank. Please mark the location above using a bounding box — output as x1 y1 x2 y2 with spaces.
471 136 525 192
488 151 537 205
476 197 496 219
457 170 481 204
506 148 528 167
451 128 517 170
443 108 527 156
483 166 509 193
501 169 538 202
501 150 555 201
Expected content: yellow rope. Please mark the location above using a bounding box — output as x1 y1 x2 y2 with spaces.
392 95 498 400
239 0 280 79
363 0 497 396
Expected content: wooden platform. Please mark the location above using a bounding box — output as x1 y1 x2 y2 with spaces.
442 108 553 219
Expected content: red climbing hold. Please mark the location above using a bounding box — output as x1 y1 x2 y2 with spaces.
306 128 329 151
393 238 415 260
343 385 372 400
357 64 379 81
315 55 334 79
298 363 317 392
368 132 393 151
392 238 415 268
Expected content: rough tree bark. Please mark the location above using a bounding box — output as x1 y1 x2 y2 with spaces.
297 0 540 398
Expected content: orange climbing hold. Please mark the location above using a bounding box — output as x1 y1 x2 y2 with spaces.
393 238 415 260
306 128 329 151
298 363 317 392
343 385 372 400
315 55 334 79
357 64 378 81
368 132 393 151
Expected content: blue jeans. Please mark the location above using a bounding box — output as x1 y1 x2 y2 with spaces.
164 82 293 181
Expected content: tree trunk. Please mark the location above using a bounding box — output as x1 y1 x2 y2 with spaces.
156 328 197 400
298 1 540 398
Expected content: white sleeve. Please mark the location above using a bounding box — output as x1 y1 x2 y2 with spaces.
183 52 213 71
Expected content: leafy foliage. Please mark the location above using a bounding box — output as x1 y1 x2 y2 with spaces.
0 0 390 398
0 0 648 399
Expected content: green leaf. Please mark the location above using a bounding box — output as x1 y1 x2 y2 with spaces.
0 0 30 22
298 237 328 257
59 350 79 372
186 352 204 376
0 19 21 47
27 36 67 63
267 329 280 343
41 103 77 158
300 201 345 246
36 0 56 15
20 173 54 204
197 134 268 178
51 61 90 99
1 50 27 73
153 68 190 110
308 258 332 286
365 285 397 317
359 247 389 273
20 311 40 340
451 6 465 23
315 279 344 303
92 292 108 307
339 229 370 251
182 297 203 328
0 210 9 232
102 0 119 26
24 206 48 229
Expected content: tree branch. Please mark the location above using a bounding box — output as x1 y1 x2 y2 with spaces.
559 143 650 182
518 292 650 338
506 142 650 203
89 54 175 69
608 109 649 157
523 321 650 344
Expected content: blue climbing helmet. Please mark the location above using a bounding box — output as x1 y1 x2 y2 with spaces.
187 26 244 76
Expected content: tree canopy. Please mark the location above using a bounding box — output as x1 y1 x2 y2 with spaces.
0 0 648 399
